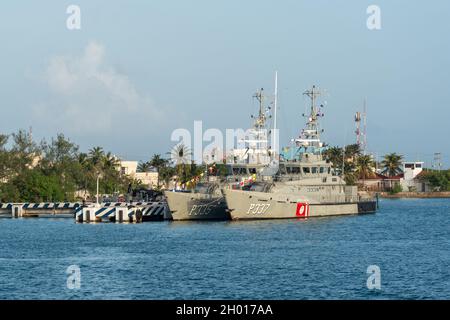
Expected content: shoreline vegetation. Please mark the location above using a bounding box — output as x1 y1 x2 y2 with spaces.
0 130 449 203
0 130 213 203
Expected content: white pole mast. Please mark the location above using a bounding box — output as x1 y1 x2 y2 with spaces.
272 71 278 160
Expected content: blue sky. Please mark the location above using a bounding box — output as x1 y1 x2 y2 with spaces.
0 1 449 167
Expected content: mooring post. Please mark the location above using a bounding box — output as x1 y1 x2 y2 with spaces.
11 205 23 218
82 204 101 223
115 207 126 223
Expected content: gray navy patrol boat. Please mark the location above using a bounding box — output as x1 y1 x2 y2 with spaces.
223 85 378 220
165 86 274 221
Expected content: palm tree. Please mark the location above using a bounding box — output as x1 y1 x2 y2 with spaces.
344 144 361 160
356 154 375 180
168 144 192 185
137 161 152 173
381 153 403 177
76 152 91 196
324 146 343 171
159 166 176 189
102 152 119 171
150 154 169 187
88 146 104 166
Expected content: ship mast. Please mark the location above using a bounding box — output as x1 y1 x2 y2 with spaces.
252 88 267 130
272 71 278 161
249 88 268 164
295 85 324 152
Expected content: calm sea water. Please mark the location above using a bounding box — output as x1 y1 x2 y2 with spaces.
0 198 449 300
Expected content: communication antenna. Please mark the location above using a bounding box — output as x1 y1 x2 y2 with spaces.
342 129 347 179
354 99 367 154
433 152 442 172
355 112 361 146
363 99 367 153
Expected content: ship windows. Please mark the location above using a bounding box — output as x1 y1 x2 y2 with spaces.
249 168 257 174
232 167 249 175
320 167 325 174
286 167 300 174
233 168 247 175
312 167 318 174
303 167 311 174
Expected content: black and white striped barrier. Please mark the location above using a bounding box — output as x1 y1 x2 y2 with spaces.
141 202 169 221
0 202 169 222
0 202 80 218
75 202 169 223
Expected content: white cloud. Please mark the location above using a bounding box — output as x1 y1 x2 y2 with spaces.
34 41 166 136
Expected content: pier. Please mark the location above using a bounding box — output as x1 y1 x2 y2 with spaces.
0 202 80 218
75 201 170 223
0 201 170 222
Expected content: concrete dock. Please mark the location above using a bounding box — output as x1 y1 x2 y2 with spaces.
0 201 171 222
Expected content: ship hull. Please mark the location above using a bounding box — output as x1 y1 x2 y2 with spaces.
223 189 376 220
164 191 230 221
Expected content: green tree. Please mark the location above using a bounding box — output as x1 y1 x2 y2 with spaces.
421 170 449 191
344 144 361 160
9 129 39 174
0 130 133 202
150 154 169 187
6 169 64 202
159 166 176 189
381 153 403 177
137 161 152 173
168 144 192 184
0 134 11 181
88 146 104 167
323 146 343 172
355 154 376 180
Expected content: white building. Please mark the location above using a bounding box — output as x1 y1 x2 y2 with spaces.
118 160 159 188
400 161 431 192
118 161 138 176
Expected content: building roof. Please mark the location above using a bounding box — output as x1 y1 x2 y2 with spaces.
364 172 403 180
